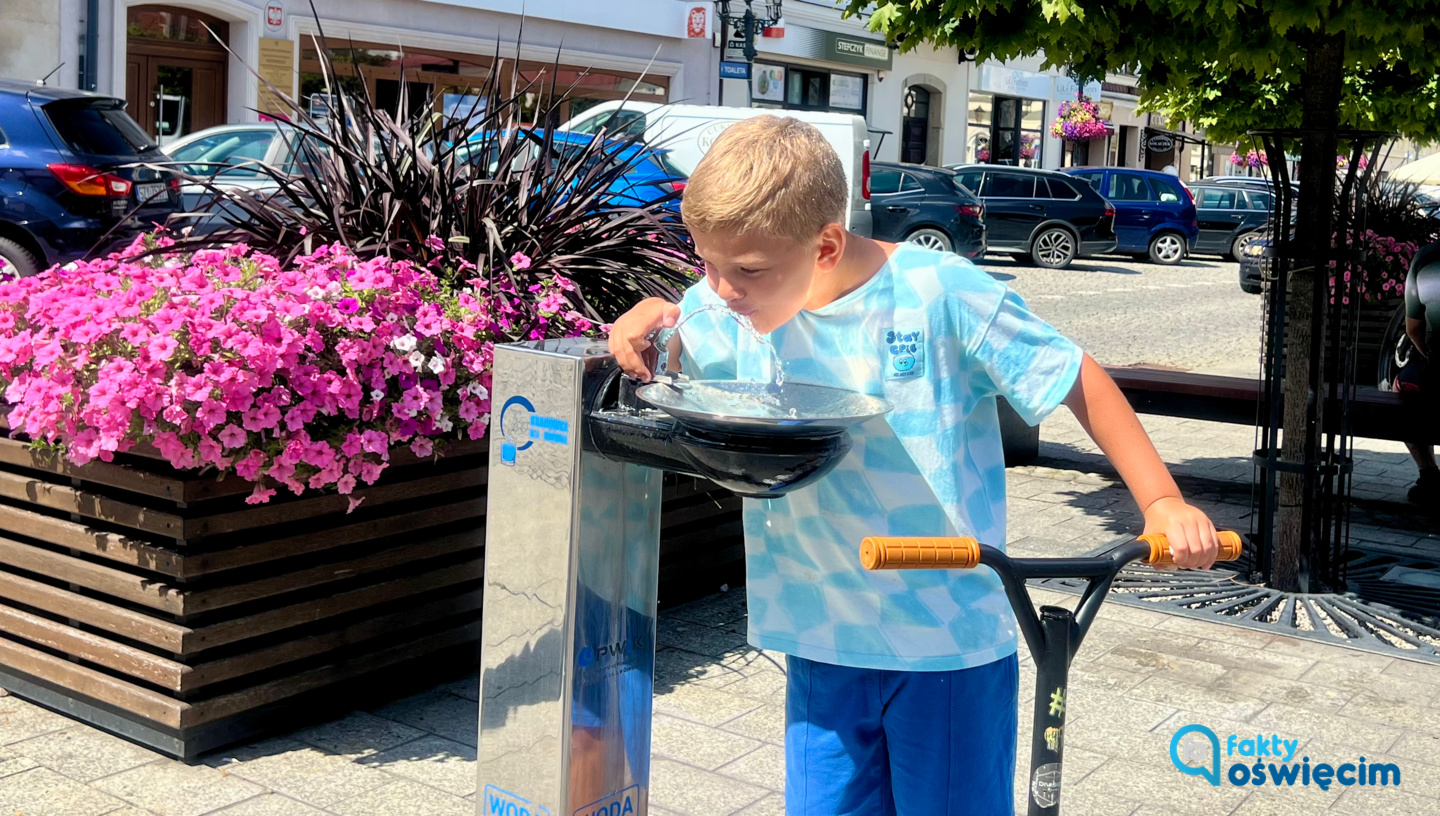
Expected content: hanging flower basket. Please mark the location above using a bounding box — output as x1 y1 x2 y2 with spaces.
1049 99 1109 142
1230 146 1268 169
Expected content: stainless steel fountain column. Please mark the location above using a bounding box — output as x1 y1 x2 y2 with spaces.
478 339 662 816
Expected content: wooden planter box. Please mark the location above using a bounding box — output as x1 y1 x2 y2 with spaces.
0 436 743 759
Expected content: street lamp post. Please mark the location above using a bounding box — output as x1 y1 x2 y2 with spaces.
715 0 783 105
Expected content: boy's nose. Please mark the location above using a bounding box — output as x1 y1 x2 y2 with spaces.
711 275 744 304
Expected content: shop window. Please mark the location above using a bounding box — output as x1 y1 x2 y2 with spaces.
128 5 228 45
777 66 865 113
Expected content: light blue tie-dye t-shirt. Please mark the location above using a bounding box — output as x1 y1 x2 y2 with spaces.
677 243 1083 672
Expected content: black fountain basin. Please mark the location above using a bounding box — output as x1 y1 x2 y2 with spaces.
584 379 891 499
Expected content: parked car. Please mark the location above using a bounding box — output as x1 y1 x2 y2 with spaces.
0 80 181 276
460 129 686 212
562 101 872 237
1199 175 1300 196
1064 168 1198 264
1189 183 1272 259
945 164 1116 269
1237 226 1270 293
869 162 985 259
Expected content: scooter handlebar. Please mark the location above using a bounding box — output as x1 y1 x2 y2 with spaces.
860 531 1243 570
860 536 980 570
1140 530 1243 565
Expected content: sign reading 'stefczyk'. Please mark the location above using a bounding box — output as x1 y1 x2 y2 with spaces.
824 32 893 69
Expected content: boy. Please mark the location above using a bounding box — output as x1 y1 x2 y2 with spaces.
610 116 1221 816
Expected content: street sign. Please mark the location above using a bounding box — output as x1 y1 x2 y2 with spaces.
1146 133 1176 153
723 22 748 63
720 61 751 80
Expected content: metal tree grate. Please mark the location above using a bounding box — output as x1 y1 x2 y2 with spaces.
1035 539 1440 663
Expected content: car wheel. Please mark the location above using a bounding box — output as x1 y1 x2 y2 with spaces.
1230 231 1261 261
0 238 39 279
1148 232 1186 265
1031 228 1077 269
904 228 953 253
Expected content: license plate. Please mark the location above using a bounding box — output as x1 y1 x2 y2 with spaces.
135 182 166 202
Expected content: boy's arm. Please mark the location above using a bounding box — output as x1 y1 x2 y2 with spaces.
1061 353 1221 569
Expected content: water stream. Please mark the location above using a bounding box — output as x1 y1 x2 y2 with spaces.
666 304 787 388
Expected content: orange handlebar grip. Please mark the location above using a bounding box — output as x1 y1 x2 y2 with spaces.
1141 531 1243 565
860 537 981 570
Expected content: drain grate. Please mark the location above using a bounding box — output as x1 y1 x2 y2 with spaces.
1034 539 1440 664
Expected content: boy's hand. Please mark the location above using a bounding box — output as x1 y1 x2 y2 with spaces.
1142 497 1221 570
609 297 681 381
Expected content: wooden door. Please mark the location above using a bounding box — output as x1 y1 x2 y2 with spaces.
126 41 228 143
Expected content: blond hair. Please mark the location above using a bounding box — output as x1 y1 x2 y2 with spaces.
681 115 847 243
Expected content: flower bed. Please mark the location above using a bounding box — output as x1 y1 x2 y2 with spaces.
0 240 740 757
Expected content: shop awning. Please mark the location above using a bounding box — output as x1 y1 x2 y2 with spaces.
1390 152 1440 185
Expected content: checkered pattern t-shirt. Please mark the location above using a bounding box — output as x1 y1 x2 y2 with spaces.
678 243 1083 671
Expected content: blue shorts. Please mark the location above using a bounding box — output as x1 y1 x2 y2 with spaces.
785 653 1019 816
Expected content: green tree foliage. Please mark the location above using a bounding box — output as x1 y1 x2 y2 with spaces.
844 0 1440 143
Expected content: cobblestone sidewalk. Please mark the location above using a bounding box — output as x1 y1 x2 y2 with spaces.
0 412 1432 816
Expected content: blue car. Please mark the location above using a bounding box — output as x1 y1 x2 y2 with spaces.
0 80 181 277
460 129 685 212
1064 168 1198 265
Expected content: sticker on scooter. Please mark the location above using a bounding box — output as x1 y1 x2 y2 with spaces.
1044 726 1062 752
572 784 639 816
483 784 552 816
1048 687 1065 717
1031 762 1062 809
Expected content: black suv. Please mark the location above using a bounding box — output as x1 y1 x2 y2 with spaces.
947 165 1116 269
869 162 987 260
1190 183 1273 260
0 80 180 276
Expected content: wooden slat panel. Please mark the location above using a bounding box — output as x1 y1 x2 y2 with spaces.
184 592 481 691
0 570 189 651
0 496 483 581
177 498 485 578
181 531 480 615
184 621 479 727
181 558 482 654
0 604 186 689
0 471 183 537
0 635 186 727
0 537 184 614
0 438 189 501
181 469 487 540
0 503 184 577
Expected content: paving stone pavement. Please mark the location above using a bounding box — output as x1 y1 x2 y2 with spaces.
0 413 1433 815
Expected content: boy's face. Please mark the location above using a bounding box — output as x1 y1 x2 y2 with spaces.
691 225 845 335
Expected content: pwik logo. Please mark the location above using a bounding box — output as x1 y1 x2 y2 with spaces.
1171 724 1401 790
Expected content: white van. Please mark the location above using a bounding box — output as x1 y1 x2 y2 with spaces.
561 101 872 237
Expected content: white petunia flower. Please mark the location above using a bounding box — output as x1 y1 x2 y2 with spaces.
436 416 454 432
468 382 489 400
305 286 326 299
391 334 417 353
427 355 447 374
407 350 426 369
370 389 386 401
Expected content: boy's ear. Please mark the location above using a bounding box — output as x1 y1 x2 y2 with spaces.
816 223 847 271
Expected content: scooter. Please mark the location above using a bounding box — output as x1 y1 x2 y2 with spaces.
860 531 1243 816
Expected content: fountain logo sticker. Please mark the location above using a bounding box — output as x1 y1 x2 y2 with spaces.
498 395 570 466
884 329 925 380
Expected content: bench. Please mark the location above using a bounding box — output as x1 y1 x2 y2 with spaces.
997 367 1436 467
1102 366 1440 444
